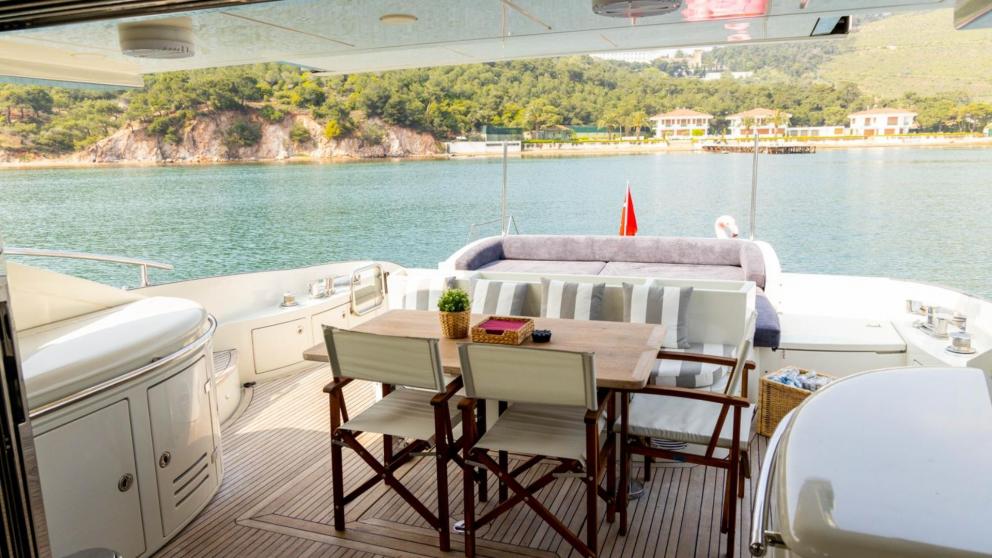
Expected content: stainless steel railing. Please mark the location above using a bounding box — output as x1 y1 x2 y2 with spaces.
749 408 793 556
4 247 173 287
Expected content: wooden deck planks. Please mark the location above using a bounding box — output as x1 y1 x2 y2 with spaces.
155 365 766 558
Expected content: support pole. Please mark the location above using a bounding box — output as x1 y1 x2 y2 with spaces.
500 141 509 236
749 130 759 240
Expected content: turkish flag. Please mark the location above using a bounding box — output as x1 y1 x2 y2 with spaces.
619 185 638 236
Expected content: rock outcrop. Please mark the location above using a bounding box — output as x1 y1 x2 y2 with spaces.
65 111 442 164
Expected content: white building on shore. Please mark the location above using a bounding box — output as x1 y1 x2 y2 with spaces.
848 108 917 136
726 108 792 137
649 108 713 138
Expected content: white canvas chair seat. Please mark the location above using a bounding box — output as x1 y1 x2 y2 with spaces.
339 387 462 441
625 394 753 449
473 403 603 465
651 342 737 389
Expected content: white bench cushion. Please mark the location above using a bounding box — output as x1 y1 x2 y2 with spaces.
626 394 752 449
20 297 207 409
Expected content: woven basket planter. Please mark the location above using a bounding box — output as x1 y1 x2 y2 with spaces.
757 368 836 437
438 310 471 339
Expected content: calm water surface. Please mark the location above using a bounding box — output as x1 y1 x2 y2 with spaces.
1 147 990 298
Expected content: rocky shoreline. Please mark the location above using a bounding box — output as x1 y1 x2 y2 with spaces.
0 111 444 168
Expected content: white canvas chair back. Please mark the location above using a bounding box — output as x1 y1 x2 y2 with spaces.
324 327 445 391
723 312 756 398
458 344 597 410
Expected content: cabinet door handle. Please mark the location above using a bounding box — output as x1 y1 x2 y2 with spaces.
297 325 304 334
118 473 134 492
159 451 172 468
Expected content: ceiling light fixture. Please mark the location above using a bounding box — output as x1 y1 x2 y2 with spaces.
379 13 418 25
118 17 194 59
592 0 682 18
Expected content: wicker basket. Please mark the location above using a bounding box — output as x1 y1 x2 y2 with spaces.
757 368 836 437
471 316 535 345
438 310 471 339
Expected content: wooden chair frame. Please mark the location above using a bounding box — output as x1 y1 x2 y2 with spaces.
459 389 616 558
619 350 756 558
324 374 481 552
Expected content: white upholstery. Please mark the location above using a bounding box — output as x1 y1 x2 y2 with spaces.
19 297 207 409
324 328 444 391
459 344 597 410
625 395 753 449
339 388 461 441
474 403 594 463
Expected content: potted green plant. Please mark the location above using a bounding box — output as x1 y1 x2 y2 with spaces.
437 288 471 339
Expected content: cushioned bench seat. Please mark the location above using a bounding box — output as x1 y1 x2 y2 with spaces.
19 297 209 409
450 234 782 349
599 261 746 282
479 259 607 275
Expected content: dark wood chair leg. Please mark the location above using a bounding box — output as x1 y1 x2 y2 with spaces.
606 393 616 522
738 450 750 499
331 432 345 531
585 422 599 556
476 400 488 503
619 394 630 536
329 392 346 532
461 401 477 557
643 446 653 483
725 409 741 558
434 409 451 552
498 400 508 503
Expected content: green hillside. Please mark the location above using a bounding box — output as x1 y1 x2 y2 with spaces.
821 9 992 102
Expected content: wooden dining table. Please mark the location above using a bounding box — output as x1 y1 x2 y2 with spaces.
303 309 666 390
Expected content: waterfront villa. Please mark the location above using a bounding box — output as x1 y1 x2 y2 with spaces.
727 108 792 137
848 107 917 136
649 108 713 138
785 125 848 138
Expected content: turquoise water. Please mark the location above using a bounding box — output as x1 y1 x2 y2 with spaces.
1 148 990 298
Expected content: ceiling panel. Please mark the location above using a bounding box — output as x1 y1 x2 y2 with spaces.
0 0 954 83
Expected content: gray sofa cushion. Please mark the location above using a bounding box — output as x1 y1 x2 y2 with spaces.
479 259 607 275
599 262 745 282
454 236 504 270
501 235 600 261
455 235 766 289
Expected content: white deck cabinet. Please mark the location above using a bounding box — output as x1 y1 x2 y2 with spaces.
760 314 907 377
148 357 220 535
23 297 222 557
35 400 146 558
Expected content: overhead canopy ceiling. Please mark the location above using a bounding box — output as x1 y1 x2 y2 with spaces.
0 0 953 87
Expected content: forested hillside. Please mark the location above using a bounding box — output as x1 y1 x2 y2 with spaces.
2 7 991 161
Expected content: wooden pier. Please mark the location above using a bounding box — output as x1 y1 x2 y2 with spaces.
703 144 816 154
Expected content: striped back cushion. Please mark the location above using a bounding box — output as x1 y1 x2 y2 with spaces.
540 279 605 321
651 343 736 389
470 279 527 315
622 282 693 348
391 276 454 310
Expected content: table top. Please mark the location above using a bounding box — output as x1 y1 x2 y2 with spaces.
303 310 666 390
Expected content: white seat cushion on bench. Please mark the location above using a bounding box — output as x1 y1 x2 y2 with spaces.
626 394 753 449
19 297 208 409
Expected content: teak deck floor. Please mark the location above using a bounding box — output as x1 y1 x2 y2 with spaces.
156 365 766 558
